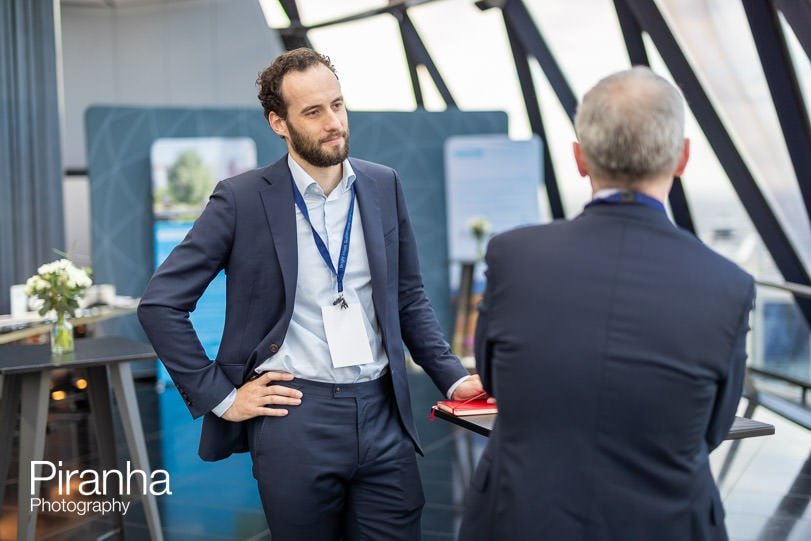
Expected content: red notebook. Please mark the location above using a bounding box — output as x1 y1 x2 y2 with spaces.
435 399 497 416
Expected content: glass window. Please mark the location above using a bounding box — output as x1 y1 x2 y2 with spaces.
408 0 528 135
658 0 811 271
294 0 808 284
296 0 387 27
307 14 416 111
523 0 631 95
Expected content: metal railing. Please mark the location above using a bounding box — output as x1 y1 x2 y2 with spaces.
756 279 811 298
746 279 811 423
751 282 811 382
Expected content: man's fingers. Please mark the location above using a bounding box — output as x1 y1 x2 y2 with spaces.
244 371 295 390
258 406 289 417
260 394 302 406
253 384 302 408
261 370 294 382
261 385 302 398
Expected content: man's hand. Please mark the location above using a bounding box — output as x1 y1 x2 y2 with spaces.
451 374 496 404
222 371 302 422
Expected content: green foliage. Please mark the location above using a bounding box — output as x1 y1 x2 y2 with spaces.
167 150 214 205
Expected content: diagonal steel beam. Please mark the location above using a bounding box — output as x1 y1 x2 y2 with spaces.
395 10 456 107
743 0 811 222
625 0 811 324
500 0 578 120
278 0 302 21
399 21 425 107
774 0 811 60
665 178 696 235
614 0 650 65
278 0 312 50
503 16 564 219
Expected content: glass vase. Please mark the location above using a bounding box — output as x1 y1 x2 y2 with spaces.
51 312 74 354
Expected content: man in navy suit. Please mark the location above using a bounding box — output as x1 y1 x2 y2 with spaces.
458 67 754 541
138 48 485 540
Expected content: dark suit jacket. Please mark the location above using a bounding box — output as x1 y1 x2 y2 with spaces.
138 156 467 461
459 203 754 541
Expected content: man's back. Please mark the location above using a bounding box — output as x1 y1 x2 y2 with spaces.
463 203 754 541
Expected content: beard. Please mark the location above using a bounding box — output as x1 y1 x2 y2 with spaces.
287 120 349 168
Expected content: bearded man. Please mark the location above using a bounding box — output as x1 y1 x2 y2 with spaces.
138 48 486 540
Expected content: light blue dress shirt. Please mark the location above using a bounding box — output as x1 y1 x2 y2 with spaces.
254 156 390 382
211 156 385 416
212 156 466 416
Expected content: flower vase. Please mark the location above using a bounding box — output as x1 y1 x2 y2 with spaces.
51 313 74 354
475 238 485 262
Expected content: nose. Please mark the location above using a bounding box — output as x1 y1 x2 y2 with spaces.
323 109 342 132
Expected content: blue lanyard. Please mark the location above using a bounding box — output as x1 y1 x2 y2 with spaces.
585 191 666 213
291 179 355 304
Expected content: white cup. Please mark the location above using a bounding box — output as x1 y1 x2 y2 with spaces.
10 284 29 317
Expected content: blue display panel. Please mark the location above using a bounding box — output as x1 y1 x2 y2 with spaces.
85 106 507 537
150 137 257 381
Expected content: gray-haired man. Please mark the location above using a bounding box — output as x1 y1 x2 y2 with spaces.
458 67 754 541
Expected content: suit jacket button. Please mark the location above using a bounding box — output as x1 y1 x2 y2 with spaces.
269 343 279 353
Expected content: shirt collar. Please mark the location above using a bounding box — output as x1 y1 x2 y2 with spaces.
592 188 621 200
287 155 356 196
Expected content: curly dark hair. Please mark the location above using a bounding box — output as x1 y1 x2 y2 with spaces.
256 48 338 120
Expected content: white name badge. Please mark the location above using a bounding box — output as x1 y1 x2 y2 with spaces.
322 301 375 368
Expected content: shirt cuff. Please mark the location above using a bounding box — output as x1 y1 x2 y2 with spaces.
446 375 471 400
211 388 237 417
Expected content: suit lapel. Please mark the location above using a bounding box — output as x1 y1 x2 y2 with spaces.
353 164 388 332
260 158 297 317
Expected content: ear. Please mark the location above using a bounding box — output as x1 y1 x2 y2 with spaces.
268 112 288 139
674 138 690 176
573 142 589 178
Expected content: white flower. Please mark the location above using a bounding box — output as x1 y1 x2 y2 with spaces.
69 266 92 288
24 275 47 296
26 257 93 317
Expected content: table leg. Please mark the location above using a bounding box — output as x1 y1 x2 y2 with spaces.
455 427 479 487
718 399 759 485
86 366 125 538
0 374 21 517
108 363 163 541
17 371 50 541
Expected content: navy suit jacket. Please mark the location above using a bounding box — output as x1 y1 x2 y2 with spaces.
459 203 754 541
138 156 467 461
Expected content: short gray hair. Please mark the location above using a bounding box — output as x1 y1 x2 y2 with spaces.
574 66 685 184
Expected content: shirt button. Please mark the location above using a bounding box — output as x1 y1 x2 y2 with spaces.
335 387 341 393
269 343 279 353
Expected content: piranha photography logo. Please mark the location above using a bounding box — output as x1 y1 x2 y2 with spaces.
30 460 172 516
